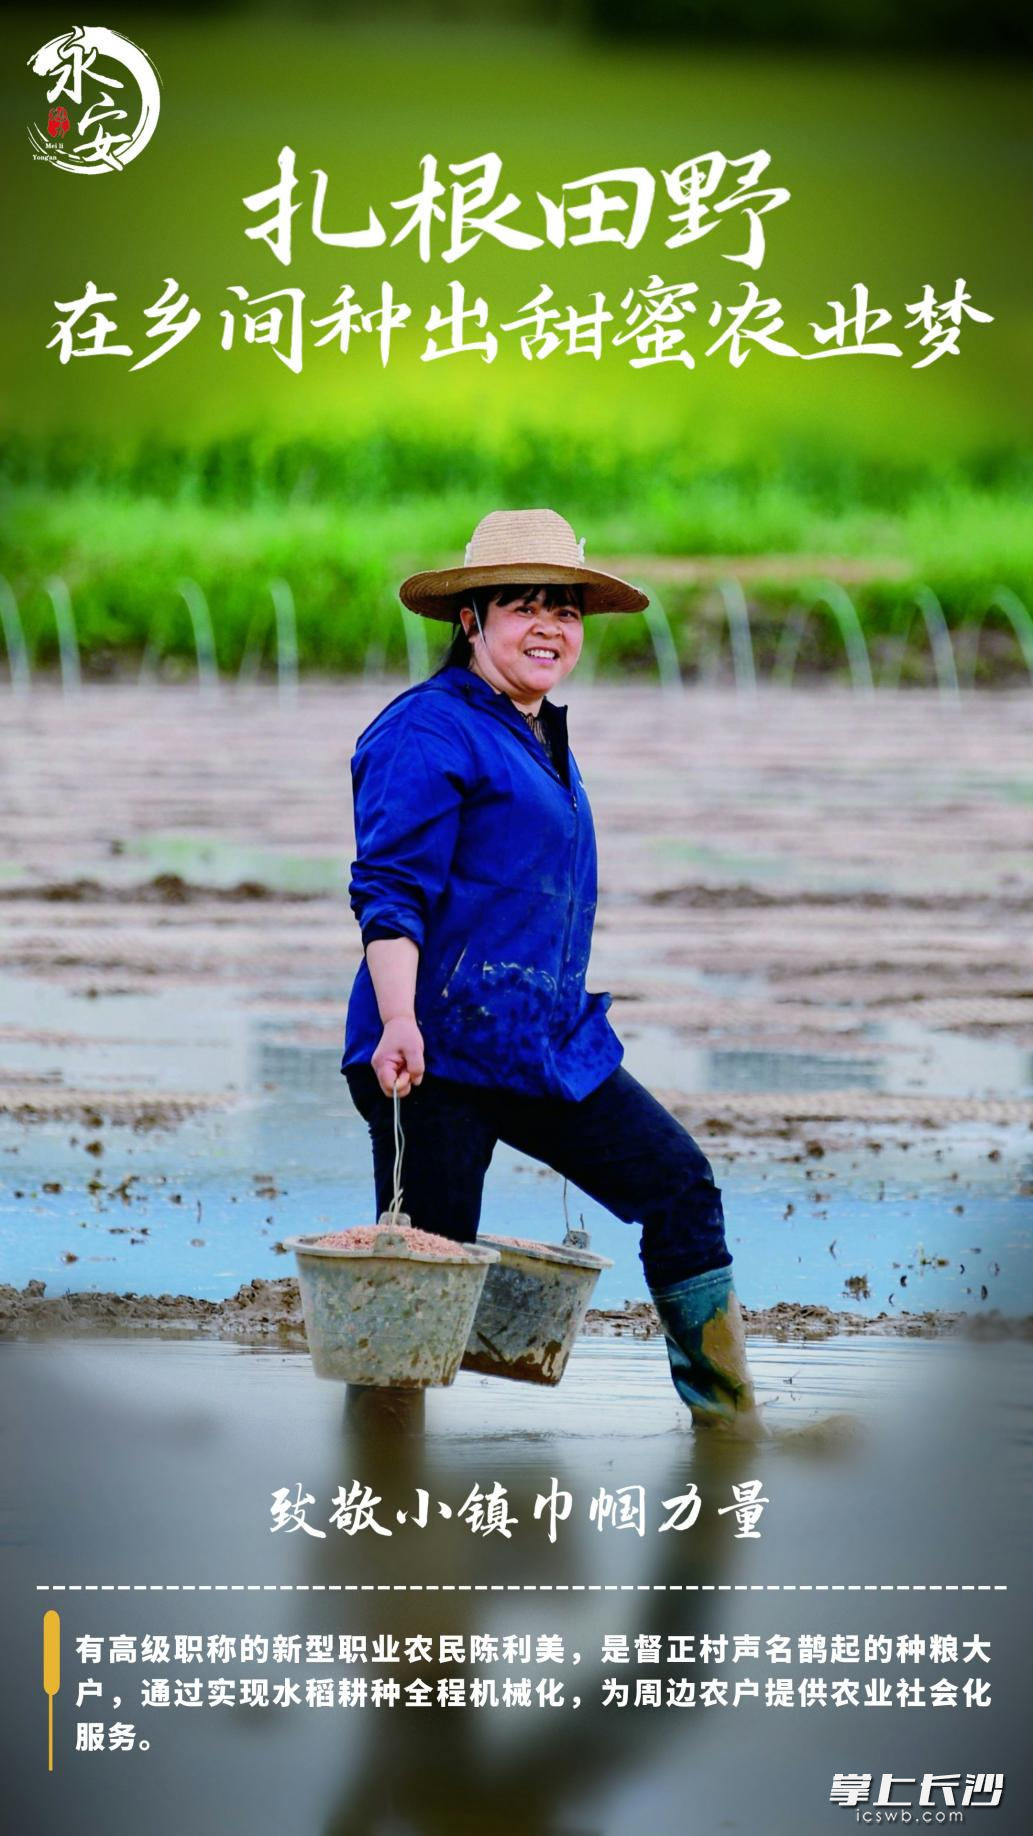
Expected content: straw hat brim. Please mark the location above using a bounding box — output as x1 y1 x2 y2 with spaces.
399 561 648 620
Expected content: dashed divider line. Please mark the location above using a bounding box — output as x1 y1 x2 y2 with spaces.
34 1582 1008 1594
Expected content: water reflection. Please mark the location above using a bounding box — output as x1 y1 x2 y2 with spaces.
312 1400 759 1836
4 1333 1030 1835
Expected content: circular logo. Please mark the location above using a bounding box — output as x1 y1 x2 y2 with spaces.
27 27 161 174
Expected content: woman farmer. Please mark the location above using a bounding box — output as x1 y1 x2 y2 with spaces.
342 509 762 1433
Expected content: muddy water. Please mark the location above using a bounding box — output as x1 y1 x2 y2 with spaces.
3 1025 1029 1314
3 1331 1031 1834
1 682 1031 1326
1 967 1028 1315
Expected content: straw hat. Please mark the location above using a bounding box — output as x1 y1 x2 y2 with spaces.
399 509 649 619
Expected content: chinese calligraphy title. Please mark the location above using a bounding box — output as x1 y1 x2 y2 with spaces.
270 1477 769 1542
47 147 992 376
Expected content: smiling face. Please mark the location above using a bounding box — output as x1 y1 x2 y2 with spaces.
459 583 584 711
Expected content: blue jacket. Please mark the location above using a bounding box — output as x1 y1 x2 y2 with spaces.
342 665 623 1100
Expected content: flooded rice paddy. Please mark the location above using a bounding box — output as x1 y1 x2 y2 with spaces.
1 681 1030 1326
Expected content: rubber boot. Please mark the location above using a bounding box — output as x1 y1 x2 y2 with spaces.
649 1266 762 1433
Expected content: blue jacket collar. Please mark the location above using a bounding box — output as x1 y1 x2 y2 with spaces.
436 662 568 730
435 664 571 785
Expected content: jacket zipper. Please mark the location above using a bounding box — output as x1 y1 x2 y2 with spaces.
499 702 580 1015
495 697 580 995
462 679 582 1053
553 770 580 1054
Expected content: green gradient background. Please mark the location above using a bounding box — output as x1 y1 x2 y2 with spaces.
3 12 1031 675
5 15 1030 459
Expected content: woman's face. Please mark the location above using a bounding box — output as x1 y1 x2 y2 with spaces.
460 585 584 708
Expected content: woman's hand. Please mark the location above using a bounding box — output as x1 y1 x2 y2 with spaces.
372 1016 425 1098
365 937 424 1096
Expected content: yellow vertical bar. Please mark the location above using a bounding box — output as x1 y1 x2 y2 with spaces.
43 1610 61 1772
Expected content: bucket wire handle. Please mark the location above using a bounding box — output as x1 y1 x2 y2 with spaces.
385 1080 407 1228
562 1174 591 1250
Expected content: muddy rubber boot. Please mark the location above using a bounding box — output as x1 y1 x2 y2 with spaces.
649 1266 763 1434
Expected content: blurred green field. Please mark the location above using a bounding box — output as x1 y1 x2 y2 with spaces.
4 432 1032 679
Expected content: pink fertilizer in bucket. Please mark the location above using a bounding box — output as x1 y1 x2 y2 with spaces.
312 1223 476 1258
284 1214 499 1388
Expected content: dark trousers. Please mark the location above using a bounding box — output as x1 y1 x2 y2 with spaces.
344 1064 731 1291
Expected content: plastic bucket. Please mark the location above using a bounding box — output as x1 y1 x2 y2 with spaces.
462 1235 613 1386
285 1222 500 1387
